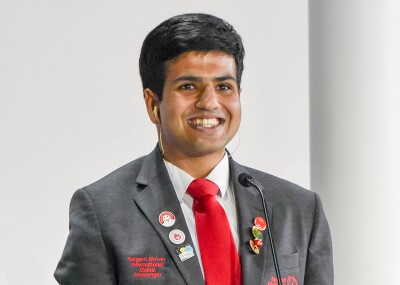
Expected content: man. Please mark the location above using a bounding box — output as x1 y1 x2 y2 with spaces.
55 13 333 285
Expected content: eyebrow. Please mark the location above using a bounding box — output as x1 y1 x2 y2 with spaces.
172 75 237 83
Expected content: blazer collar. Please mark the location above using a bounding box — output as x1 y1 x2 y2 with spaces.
229 157 273 285
134 147 204 285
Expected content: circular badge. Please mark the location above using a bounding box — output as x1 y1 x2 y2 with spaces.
169 229 186 245
249 240 260 254
159 211 176 227
254 216 267 231
254 238 263 247
252 226 263 240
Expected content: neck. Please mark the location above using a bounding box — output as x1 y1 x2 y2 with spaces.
163 151 225 178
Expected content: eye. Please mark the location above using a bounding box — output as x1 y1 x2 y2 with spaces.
179 83 196 90
217 84 232 91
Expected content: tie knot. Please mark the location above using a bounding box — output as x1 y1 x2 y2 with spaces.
187 178 219 201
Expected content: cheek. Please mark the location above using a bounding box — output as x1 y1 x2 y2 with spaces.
161 104 188 129
227 101 242 131
226 98 242 118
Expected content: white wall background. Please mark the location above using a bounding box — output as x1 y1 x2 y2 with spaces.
309 0 400 283
0 1 309 284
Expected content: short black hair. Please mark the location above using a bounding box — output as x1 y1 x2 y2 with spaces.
139 13 245 101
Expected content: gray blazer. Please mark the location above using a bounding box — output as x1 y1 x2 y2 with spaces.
54 147 333 285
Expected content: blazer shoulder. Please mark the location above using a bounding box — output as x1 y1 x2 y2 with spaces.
242 165 316 204
82 154 147 196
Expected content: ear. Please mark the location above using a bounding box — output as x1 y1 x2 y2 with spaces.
144 88 160 125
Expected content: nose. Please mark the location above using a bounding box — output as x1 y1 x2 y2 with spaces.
195 85 220 110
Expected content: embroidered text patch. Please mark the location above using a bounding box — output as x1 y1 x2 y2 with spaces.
128 256 166 278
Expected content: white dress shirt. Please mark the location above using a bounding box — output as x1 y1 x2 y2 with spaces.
163 153 239 275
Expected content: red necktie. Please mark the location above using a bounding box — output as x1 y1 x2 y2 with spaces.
187 178 242 285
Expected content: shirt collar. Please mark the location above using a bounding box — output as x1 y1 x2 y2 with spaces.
163 153 230 202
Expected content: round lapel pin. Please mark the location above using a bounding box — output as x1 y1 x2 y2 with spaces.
169 229 186 244
254 216 267 231
254 238 263 247
159 211 176 227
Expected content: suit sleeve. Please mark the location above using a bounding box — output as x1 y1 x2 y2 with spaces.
54 188 117 285
304 193 334 285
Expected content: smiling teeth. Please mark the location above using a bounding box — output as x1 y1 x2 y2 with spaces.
189 118 219 128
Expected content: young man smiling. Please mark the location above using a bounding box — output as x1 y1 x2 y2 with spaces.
55 13 333 285
144 50 241 178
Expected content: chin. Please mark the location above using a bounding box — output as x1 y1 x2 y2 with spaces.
190 142 228 157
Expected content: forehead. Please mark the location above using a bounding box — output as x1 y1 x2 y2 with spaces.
165 51 237 79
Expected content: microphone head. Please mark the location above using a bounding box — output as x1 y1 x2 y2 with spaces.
238 173 254 187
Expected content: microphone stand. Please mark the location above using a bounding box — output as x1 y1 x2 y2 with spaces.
238 173 282 285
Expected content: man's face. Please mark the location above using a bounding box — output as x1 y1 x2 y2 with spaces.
156 50 241 160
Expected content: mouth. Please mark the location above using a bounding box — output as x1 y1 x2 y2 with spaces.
187 118 223 129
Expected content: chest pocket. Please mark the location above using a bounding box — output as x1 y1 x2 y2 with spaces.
265 252 301 285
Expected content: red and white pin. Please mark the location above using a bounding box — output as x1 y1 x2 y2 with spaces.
254 216 267 231
169 229 186 245
159 211 176 227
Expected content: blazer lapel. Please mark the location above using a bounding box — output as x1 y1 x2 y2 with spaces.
133 147 204 285
230 158 274 285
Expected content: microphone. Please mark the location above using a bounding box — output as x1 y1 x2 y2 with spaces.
238 173 282 285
